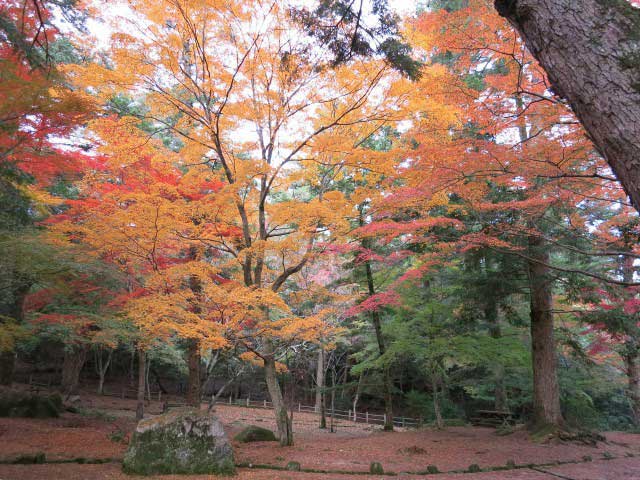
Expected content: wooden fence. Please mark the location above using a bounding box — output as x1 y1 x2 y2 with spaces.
223 396 422 428
25 377 423 428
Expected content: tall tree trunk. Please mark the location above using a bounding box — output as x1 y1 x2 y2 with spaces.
359 207 394 431
364 259 394 431
494 0 640 212
264 352 293 446
486 298 508 411
186 339 201 408
352 372 363 421
315 348 324 412
620 245 640 425
624 347 640 426
527 235 563 429
432 376 444 430
136 348 145 421
129 348 135 386
145 355 152 401
95 349 112 396
61 345 89 397
315 348 326 428
0 282 31 385
0 351 15 386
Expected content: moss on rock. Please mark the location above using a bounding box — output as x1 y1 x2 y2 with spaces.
369 462 384 474
286 461 301 471
122 408 235 476
234 425 277 443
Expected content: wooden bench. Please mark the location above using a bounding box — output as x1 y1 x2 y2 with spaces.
470 410 515 428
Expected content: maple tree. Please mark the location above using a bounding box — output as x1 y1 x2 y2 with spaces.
61 0 419 445
345 0 634 432
0 0 92 385
2 0 640 451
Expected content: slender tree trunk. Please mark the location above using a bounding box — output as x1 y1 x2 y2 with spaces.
0 351 15 386
315 348 324 412
527 235 563 429
352 372 363 419
494 0 640 213
0 282 31 385
486 298 508 411
145 355 151 402
359 207 394 431
264 353 293 446
129 349 135 386
364 259 394 431
624 348 640 426
621 250 640 426
207 375 237 412
61 345 89 397
186 339 201 408
432 376 444 429
96 349 112 396
382 367 394 431
136 348 145 421
315 348 326 428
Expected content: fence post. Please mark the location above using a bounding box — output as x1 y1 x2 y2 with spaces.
383 413 386 425
298 403 301 412
263 399 267 408
246 397 250 407
229 395 232 405
402 417 406 427
366 411 369 424
121 387 125 399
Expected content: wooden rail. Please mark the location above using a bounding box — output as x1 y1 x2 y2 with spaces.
198 396 423 428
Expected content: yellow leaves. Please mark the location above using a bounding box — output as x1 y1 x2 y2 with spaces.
0 318 28 353
239 352 288 373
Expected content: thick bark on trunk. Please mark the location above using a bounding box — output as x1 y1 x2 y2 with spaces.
264 355 293 446
95 349 112 395
494 0 640 212
61 345 89 396
186 339 201 408
625 348 640 426
0 351 15 386
364 259 394 431
136 348 145 421
621 246 640 425
486 299 508 411
0 283 31 385
527 236 563 429
382 367 394 431
315 348 324 412
432 376 444 429
315 348 326 428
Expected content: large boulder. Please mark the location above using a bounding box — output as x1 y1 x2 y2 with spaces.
123 408 235 476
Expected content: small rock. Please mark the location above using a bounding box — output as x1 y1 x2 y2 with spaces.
234 425 277 443
370 462 384 474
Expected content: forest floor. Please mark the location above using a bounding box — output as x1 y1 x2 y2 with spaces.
0 387 639 479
